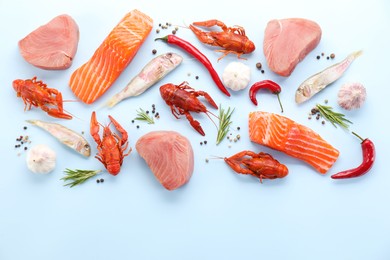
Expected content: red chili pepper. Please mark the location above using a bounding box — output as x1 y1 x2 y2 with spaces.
249 80 284 112
155 35 231 97
331 132 375 179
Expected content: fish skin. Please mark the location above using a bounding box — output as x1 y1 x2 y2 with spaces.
106 52 183 108
26 119 91 157
295 50 363 104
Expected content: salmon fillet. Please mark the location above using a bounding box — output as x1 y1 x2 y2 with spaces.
249 111 339 174
69 10 153 104
263 18 321 77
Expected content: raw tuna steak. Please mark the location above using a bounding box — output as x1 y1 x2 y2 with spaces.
136 131 194 190
18 14 79 70
263 18 321 77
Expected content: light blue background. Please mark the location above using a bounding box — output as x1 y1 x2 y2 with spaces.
1 0 389 259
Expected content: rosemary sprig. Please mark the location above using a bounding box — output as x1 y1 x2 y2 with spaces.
216 105 235 145
134 108 154 124
61 168 102 188
316 104 353 129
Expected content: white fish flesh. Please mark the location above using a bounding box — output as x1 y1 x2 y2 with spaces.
26 119 91 157
295 50 362 104
106 52 183 108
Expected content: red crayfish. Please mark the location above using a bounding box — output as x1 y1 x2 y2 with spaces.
90 111 131 175
223 150 288 183
189 19 256 61
160 81 218 136
13 76 72 119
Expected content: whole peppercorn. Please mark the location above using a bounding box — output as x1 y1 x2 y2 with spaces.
152 49 157 55
256 62 262 69
330 53 335 59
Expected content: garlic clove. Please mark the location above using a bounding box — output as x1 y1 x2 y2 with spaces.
26 144 57 174
222 61 251 91
337 82 366 110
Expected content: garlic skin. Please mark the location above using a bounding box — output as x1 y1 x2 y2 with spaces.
337 82 367 110
26 144 57 174
222 61 251 91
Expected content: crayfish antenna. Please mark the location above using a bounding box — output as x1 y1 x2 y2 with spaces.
206 110 218 130
208 155 225 160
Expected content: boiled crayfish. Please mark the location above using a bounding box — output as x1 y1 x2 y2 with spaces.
160 81 218 136
189 19 255 61
13 76 72 119
90 111 131 175
224 151 288 183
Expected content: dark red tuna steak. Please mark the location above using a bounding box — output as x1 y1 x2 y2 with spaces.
263 18 321 77
18 14 79 70
136 131 194 191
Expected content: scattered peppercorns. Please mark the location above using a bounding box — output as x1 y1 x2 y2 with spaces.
152 49 157 55
330 53 335 59
14 128 31 154
195 76 199 80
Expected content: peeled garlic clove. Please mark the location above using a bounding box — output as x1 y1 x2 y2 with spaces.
222 61 251 91
26 144 57 174
337 82 367 110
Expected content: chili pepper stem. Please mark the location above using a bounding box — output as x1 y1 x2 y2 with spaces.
154 36 168 42
276 93 284 113
352 131 364 142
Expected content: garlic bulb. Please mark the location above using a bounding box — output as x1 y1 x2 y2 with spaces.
26 144 57 174
337 82 367 110
222 61 251 91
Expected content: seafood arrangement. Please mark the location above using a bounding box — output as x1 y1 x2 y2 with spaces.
11 9 376 189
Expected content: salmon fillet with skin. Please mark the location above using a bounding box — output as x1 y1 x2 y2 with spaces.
69 10 153 104
18 14 79 70
136 131 194 191
249 111 339 174
263 18 322 77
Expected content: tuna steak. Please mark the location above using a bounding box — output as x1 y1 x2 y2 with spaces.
18 14 79 70
136 131 194 190
263 18 321 77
